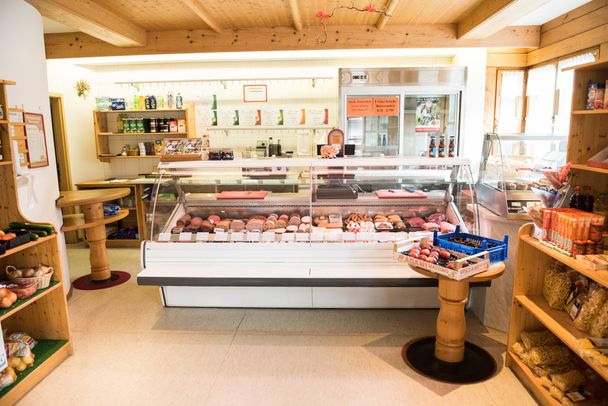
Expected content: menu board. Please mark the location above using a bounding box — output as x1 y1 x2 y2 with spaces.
24 112 49 168
347 97 399 117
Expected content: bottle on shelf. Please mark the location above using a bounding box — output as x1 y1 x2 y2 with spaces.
569 185 582 210
438 135 446 158
211 94 217 110
268 137 275 157
176 93 183 109
145 96 151 110
133 95 139 110
428 135 437 158
138 95 145 110
584 186 594 213
157 95 165 109
167 92 174 109
276 139 282 157
448 136 455 158
150 117 157 133
150 95 157 110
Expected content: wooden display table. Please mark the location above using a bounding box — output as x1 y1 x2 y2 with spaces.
56 188 131 289
402 262 505 383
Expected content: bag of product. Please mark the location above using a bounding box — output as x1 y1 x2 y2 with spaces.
543 263 572 309
550 370 586 392
533 363 571 377
573 284 607 332
521 330 559 351
528 345 573 367
564 274 590 319
0 367 16 390
589 300 608 338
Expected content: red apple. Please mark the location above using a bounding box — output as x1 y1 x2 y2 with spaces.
439 250 451 259
409 252 419 259
418 254 428 261
425 256 437 264
420 249 431 256
446 261 455 269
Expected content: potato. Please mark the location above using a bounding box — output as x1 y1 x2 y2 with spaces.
15 361 27 372
21 355 34 366
0 296 14 308
8 357 21 368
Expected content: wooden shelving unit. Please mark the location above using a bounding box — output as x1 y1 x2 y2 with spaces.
507 59 608 406
0 80 72 405
93 104 195 162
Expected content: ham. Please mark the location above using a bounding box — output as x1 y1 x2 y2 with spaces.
407 217 425 228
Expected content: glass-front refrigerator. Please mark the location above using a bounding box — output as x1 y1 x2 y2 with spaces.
340 68 465 157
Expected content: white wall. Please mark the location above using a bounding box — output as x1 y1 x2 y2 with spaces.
0 0 70 287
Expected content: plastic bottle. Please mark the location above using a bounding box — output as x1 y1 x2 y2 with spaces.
167 92 174 109
584 186 594 212
133 96 139 111
150 95 157 110
176 93 183 109
276 139 282 157
570 186 582 210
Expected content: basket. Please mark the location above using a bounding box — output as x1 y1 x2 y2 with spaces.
433 226 508 263
5 265 54 289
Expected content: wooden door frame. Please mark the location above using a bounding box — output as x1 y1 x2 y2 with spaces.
49 93 73 191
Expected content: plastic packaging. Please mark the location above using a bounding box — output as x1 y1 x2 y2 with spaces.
573 283 607 332
543 263 572 309
550 370 585 392
589 300 608 338
528 345 573 366
521 330 559 351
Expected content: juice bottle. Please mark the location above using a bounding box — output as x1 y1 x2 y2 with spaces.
138 95 146 110
570 186 582 210
428 135 436 158
438 135 446 158
133 95 139 110
584 186 594 212
448 136 455 157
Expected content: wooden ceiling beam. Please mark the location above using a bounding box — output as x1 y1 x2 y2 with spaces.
376 0 401 30
26 0 146 47
43 25 539 59
288 0 303 31
458 0 551 39
179 0 222 33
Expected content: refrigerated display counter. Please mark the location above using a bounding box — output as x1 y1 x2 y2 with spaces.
138 157 484 308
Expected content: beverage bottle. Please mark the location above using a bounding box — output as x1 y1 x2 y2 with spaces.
176 93 183 109
276 139 282 156
438 135 446 158
448 136 455 157
570 186 582 210
138 95 146 110
145 96 151 110
428 135 436 157
157 95 165 109
150 117 156 133
584 186 594 212
133 95 139 110
211 94 217 110
233 110 239 126
268 137 274 156
150 95 157 110
167 92 174 109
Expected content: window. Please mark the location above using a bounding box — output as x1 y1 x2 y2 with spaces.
495 70 525 133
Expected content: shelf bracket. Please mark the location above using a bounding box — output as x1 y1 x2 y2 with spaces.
129 82 140 92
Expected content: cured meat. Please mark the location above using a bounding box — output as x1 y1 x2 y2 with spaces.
427 213 445 223
422 222 440 231
407 217 425 228
439 222 456 233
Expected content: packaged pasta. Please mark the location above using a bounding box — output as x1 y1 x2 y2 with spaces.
540 375 552 388
550 369 586 392
528 345 573 366
521 330 559 351
543 263 571 309
511 341 527 356
573 283 607 332
532 363 571 377
588 296 608 338
549 383 564 400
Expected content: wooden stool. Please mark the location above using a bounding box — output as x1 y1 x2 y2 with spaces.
402 263 505 383
56 188 131 288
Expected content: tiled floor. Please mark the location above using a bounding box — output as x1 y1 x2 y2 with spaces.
18 245 536 406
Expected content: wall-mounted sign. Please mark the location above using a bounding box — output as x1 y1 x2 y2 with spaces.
24 112 49 168
243 84 268 103
415 97 441 132
346 96 399 118
351 72 369 84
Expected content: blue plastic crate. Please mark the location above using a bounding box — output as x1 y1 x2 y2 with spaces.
433 226 508 263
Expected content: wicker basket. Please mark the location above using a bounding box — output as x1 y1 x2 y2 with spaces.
5 265 54 289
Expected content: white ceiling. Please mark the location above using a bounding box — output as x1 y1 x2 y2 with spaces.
512 0 591 25
42 17 75 34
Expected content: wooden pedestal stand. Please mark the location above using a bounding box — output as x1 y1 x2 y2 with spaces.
402 263 505 383
56 188 130 287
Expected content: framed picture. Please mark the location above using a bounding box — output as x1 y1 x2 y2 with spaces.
243 84 268 103
24 112 50 168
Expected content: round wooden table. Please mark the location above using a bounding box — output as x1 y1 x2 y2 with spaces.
402 262 505 384
56 188 131 288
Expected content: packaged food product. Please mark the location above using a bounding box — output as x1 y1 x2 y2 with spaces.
521 330 559 351
548 383 564 401
543 263 572 309
540 376 552 388
528 345 572 366
550 370 586 392
0 367 16 390
532 363 571 377
573 283 607 332
589 300 608 338
511 341 527 356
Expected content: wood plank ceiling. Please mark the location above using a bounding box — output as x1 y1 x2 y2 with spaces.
28 0 547 58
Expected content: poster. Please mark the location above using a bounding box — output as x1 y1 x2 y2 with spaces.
24 112 49 168
346 97 398 117
243 85 268 102
415 97 441 132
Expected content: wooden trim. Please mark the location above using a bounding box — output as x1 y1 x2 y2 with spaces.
541 0 608 33
539 5 608 48
457 0 550 39
484 67 498 133
376 0 400 30
25 0 147 47
288 0 303 31
527 25 607 66
179 0 222 33
486 51 528 67
49 94 73 192
600 41 608 59
44 26 540 59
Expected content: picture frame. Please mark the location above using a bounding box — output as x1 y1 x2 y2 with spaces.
243 84 268 103
24 112 50 168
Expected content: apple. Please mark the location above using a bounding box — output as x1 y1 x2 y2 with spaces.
425 256 437 264
429 251 439 258
409 252 419 259
439 250 451 259
446 261 455 269
420 249 431 256
418 254 428 261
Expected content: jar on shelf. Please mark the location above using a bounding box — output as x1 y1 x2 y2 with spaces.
585 240 596 255
572 240 586 256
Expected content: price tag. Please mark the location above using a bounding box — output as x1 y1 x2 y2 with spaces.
281 232 295 242
357 232 369 241
213 232 228 242
231 232 244 242
247 232 260 242
295 232 310 242
310 232 324 242
158 232 172 242
343 232 356 241
179 232 193 242
262 231 276 242
196 232 209 242
324 232 339 242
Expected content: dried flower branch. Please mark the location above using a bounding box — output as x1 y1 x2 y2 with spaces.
316 2 391 43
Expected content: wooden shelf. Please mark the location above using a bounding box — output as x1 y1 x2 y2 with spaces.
0 119 8 124
106 239 141 248
99 155 160 159
0 161 12 166
515 295 608 381
0 280 61 322
61 209 130 232
507 352 560 406
9 122 25 126
95 109 186 113
98 132 187 136
0 340 71 404
570 164 608 175
520 235 608 287
0 235 57 260
572 109 608 115
207 125 332 130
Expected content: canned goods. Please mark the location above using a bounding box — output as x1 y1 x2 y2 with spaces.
572 240 586 256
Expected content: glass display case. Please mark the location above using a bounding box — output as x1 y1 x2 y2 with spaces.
139 157 479 308
476 133 567 218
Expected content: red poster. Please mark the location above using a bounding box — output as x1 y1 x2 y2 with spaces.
372 97 399 116
347 97 399 117
347 97 373 117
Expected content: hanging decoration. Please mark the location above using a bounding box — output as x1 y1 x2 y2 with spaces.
74 80 91 98
316 2 391 43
